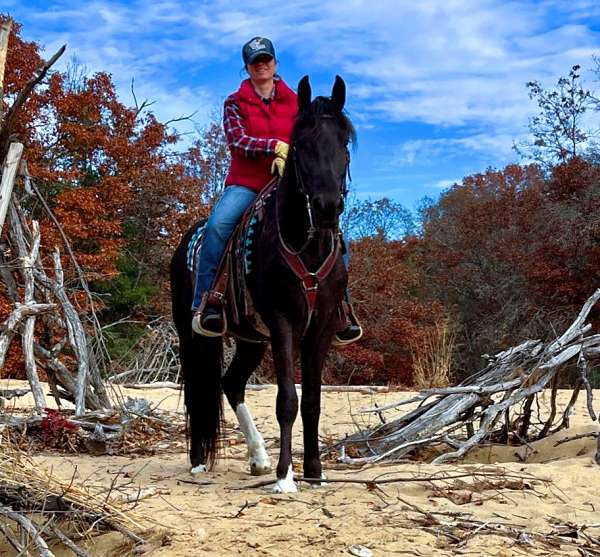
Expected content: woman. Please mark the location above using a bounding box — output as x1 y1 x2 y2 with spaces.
191 36 361 344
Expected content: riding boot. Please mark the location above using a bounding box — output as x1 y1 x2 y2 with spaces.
192 291 227 337
332 295 363 346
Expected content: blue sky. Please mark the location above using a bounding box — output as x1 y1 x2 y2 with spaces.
4 0 600 210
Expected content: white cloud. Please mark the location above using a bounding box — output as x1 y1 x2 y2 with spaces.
10 0 600 164
19 2 220 137
431 178 461 189
388 131 520 169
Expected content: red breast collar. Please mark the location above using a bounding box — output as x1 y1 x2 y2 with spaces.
279 234 340 334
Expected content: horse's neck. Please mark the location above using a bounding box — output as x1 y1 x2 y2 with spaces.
276 177 331 268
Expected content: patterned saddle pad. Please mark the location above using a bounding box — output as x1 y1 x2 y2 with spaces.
186 222 206 273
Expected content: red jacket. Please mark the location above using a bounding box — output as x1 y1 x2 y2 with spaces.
223 78 298 192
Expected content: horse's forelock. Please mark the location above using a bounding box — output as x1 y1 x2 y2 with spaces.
293 96 356 147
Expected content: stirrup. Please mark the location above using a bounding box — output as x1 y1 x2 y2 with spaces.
332 302 363 347
192 293 227 337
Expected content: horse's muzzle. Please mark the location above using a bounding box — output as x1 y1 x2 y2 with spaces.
312 193 343 228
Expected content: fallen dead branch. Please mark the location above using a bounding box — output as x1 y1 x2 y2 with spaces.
341 289 600 465
0 504 54 556
108 318 181 385
0 388 30 400
0 400 186 457
399 498 600 555
120 381 390 394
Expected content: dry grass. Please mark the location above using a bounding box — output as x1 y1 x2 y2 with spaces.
0 434 153 554
410 318 456 389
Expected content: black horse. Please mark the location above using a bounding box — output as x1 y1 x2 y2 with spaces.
170 75 355 493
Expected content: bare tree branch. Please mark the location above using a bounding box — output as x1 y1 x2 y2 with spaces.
0 44 66 159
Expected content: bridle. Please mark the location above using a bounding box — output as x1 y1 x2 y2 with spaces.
276 116 351 334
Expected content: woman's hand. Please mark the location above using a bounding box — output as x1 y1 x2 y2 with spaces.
274 141 289 159
271 141 289 176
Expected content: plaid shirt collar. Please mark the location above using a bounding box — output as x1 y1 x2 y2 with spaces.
250 76 279 103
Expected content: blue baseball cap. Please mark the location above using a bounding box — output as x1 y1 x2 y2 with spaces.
242 37 276 65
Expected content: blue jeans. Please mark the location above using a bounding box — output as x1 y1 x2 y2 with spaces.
192 186 258 310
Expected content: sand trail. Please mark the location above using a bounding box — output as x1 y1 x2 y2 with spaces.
1 381 599 556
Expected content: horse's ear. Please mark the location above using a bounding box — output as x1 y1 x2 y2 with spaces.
331 75 346 112
297 75 311 110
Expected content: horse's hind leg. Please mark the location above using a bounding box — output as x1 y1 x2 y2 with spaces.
222 340 271 476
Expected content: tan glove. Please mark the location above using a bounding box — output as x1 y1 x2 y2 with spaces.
274 141 289 159
270 141 289 176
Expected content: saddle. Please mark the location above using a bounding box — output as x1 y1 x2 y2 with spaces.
188 179 278 342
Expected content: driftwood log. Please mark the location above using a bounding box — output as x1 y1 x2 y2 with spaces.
341 289 600 465
0 21 110 414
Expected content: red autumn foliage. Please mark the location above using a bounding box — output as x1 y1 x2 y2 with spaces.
2 16 210 282
325 236 445 385
39 408 77 439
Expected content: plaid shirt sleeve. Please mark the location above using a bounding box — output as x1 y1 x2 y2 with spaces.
223 96 278 156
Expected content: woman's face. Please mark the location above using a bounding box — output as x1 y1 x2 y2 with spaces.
246 55 276 83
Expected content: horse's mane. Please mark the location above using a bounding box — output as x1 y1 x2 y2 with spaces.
292 96 356 148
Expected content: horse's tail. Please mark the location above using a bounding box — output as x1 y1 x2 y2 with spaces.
170 224 223 469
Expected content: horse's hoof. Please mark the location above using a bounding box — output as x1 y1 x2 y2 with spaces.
250 458 272 476
272 479 298 493
272 465 297 493
190 464 207 474
309 473 328 489
248 444 271 476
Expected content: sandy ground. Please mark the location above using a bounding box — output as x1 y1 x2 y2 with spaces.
1 381 600 557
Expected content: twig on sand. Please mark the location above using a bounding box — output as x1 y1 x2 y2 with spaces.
233 468 551 490
554 431 600 446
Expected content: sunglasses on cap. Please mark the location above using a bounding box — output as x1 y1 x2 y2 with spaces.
249 54 274 65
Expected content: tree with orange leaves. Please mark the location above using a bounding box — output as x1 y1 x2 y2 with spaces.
0 16 215 375
420 159 600 378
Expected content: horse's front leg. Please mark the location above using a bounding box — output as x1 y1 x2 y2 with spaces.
270 317 298 493
222 340 271 476
300 320 334 483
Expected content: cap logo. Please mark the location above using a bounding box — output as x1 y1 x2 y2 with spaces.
248 38 265 51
